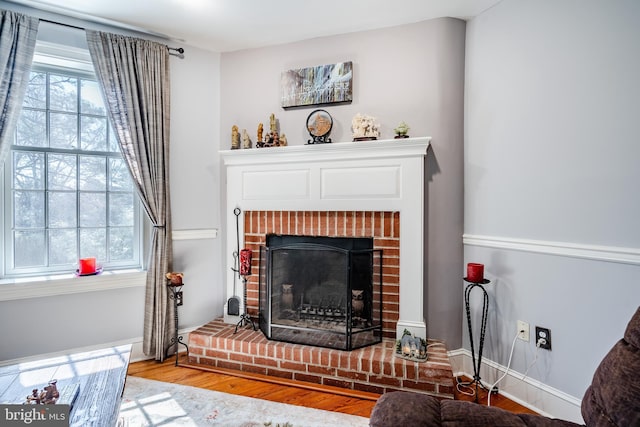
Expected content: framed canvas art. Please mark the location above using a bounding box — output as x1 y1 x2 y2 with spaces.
281 61 353 108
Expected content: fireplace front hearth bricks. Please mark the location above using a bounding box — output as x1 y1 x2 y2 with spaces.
187 318 455 399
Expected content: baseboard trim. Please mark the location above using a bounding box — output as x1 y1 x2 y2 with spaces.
463 234 640 266
0 328 195 367
448 348 584 424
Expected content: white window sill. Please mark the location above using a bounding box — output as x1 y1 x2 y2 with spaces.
0 269 147 302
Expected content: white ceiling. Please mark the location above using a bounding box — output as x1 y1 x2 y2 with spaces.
6 0 501 52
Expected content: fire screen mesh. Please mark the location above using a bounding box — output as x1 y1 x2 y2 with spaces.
259 235 382 350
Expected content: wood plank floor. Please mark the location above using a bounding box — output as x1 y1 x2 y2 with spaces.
126 356 537 418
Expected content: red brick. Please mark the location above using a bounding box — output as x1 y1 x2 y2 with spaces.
217 360 242 371
353 382 385 395
280 360 306 371
189 334 211 347
242 364 268 375
189 346 204 356
403 380 436 393
323 377 353 389
266 368 293 380
205 349 229 359
336 369 368 381
294 373 322 384
229 352 253 363
369 375 402 388
308 365 335 376
253 356 278 367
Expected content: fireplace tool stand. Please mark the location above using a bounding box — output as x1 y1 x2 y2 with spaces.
234 275 256 333
461 277 492 402
231 208 256 334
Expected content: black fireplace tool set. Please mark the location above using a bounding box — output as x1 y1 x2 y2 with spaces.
228 207 256 333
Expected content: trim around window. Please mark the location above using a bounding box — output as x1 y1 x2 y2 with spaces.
0 269 146 301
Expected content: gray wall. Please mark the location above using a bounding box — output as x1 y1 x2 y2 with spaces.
464 0 640 401
220 18 466 347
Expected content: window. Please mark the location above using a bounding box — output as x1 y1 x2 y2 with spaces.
3 47 141 277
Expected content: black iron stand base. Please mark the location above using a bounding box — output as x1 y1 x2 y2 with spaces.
234 313 256 334
166 337 190 367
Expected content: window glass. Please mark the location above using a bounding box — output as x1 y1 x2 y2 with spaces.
5 61 140 277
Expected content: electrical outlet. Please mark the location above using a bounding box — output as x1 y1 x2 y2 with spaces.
535 326 551 350
517 320 529 341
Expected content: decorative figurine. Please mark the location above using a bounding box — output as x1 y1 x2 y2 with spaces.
242 129 251 149
395 329 428 362
351 113 380 141
394 121 410 138
257 123 263 144
280 283 293 311
280 133 288 146
26 380 60 405
351 289 364 318
231 125 240 149
306 109 333 144
257 114 283 148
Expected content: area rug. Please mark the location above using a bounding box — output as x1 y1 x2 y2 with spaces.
118 377 370 427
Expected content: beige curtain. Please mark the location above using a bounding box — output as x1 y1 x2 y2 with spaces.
0 9 38 163
86 30 173 361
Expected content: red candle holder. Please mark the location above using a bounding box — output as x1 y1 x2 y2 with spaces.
79 257 96 275
466 263 484 283
239 249 252 276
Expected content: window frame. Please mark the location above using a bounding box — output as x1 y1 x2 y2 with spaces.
1 41 144 280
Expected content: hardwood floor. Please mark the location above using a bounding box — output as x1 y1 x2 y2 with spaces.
126 356 537 418
453 376 538 415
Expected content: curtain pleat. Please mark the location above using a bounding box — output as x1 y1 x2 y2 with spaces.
86 30 173 361
0 9 38 163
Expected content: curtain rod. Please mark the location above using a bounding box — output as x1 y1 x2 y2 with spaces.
40 18 185 56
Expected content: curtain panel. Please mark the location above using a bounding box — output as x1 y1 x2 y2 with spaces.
0 9 38 163
86 30 173 361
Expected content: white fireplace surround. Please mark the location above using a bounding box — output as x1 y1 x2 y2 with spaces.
221 137 431 340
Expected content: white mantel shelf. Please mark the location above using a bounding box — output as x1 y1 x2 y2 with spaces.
221 136 431 340
221 137 431 166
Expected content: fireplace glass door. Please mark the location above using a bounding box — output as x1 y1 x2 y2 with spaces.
259 235 382 350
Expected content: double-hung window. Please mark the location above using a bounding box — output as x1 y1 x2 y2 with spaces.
3 42 142 278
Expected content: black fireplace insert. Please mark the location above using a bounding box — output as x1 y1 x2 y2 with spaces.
258 234 382 350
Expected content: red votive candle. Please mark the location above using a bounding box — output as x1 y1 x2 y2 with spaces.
79 257 96 275
239 249 252 276
467 263 484 283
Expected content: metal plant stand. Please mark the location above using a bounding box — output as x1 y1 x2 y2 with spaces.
166 282 189 366
463 277 491 402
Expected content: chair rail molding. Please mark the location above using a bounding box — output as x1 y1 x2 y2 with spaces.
463 234 640 266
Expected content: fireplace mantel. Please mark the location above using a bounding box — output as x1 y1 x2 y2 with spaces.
221 137 431 340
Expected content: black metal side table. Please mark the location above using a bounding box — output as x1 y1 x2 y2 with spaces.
463 277 491 402
166 282 189 366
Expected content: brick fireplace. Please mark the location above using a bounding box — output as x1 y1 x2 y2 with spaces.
244 210 399 339
186 138 455 398
221 138 431 341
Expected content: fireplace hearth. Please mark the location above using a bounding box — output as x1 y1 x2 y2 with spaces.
259 235 383 350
